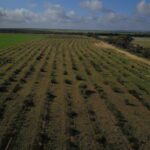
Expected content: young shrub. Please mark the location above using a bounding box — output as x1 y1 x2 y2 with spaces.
128 90 143 100
64 70 68 75
68 127 80 137
14 69 21 75
124 99 136 107
0 85 8 93
68 111 78 119
112 87 124 94
97 136 107 147
23 94 34 110
13 84 22 93
20 78 26 84
40 68 46 72
85 68 91 76
117 77 126 85
76 74 84 81
65 79 72 85
51 78 57 84
0 104 5 119
79 83 95 99
47 91 56 102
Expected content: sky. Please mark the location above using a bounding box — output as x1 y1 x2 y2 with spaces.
0 0 150 31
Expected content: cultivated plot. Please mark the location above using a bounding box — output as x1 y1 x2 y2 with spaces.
0 35 150 150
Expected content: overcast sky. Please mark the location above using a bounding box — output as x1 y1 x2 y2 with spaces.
0 0 150 31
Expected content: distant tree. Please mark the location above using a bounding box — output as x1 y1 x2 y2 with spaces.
103 35 150 59
143 49 150 58
107 35 133 48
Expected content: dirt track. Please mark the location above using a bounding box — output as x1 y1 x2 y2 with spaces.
95 42 150 65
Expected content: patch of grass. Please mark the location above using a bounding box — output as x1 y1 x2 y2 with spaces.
133 37 150 48
0 34 44 48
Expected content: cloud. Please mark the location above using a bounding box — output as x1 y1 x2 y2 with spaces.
80 0 103 11
0 8 38 24
42 4 81 24
0 1 149 31
27 0 37 8
101 12 127 23
29 3 37 9
137 0 150 16
43 4 67 22
133 0 150 29
80 0 113 13
0 5 82 28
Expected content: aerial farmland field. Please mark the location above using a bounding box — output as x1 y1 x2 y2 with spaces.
0 34 44 48
133 37 150 49
0 34 150 150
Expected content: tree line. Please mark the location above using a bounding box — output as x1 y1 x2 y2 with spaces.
99 35 150 59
